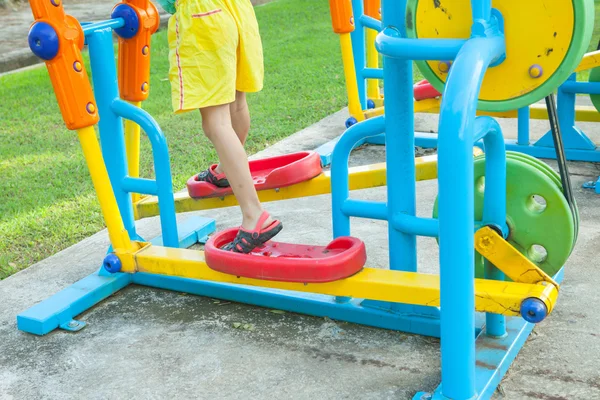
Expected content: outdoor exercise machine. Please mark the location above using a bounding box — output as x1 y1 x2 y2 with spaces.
330 0 600 193
18 0 588 399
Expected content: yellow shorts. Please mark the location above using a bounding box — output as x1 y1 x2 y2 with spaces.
167 0 264 113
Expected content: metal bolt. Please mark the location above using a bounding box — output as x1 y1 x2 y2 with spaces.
68 321 78 328
438 61 451 73
529 64 543 79
420 394 433 400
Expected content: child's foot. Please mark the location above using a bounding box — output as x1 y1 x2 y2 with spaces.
195 164 229 187
222 211 283 253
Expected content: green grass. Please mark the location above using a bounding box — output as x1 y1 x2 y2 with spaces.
0 0 347 279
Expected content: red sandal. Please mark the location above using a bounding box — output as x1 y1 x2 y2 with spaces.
221 211 283 253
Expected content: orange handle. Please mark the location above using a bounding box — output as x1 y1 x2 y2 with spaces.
364 0 380 20
28 0 98 130
114 0 160 102
329 0 355 34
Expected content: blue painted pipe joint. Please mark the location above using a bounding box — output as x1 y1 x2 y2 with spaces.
345 117 358 129
111 4 139 39
28 22 59 61
103 253 123 273
520 298 548 323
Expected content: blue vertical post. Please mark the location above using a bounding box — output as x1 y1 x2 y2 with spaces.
87 27 137 239
381 0 417 274
351 0 367 110
517 107 530 145
437 31 504 400
557 74 577 143
476 117 508 338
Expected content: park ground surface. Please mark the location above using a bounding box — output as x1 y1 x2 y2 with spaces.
1 108 600 399
1 1 600 398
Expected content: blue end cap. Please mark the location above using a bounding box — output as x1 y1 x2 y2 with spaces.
520 298 547 323
28 22 59 61
345 117 358 129
367 99 376 109
103 253 122 273
111 4 140 39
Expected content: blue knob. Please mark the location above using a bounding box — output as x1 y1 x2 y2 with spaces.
367 99 376 109
111 4 140 39
103 253 122 273
28 22 59 61
345 116 358 129
520 298 548 323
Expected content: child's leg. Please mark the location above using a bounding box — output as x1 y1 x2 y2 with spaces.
214 91 250 174
200 104 273 231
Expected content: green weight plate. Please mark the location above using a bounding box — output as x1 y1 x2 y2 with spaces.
589 67 600 113
432 156 575 278
506 151 579 247
474 151 578 247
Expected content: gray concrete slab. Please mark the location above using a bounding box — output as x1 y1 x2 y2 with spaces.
1 109 600 400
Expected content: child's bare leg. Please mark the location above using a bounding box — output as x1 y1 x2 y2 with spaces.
214 91 250 174
200 104 273 230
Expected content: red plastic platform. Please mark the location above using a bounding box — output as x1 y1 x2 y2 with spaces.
187 151 323 199
413 79 442 101
204 228 367 283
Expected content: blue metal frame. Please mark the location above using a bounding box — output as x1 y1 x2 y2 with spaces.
19 6 570 399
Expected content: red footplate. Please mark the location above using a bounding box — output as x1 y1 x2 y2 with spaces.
204 228 367 283
187 151 323 199
413 79 442 101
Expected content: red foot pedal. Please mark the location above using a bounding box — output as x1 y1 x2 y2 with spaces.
205 228 367 283
187 151 323 199
413 79 442 101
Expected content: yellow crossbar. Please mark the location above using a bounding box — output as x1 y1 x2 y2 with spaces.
135 152 452 219
115 242 555 317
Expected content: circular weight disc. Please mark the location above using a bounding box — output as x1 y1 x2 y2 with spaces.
505 151 579 246
589 67 600 112
406 0 594 112
433 156 575 278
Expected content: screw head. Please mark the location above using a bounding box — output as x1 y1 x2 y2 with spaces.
141 82 149 92
73 61 82 72
529 64 543 78
438 61 451 73
50 0 61 6
68 321 78 328
86 102 96 114
142 45 149 55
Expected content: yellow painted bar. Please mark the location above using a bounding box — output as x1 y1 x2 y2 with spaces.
125 101 142 204
134 150 484 219
366 28 380 101
340 33 364 121
118 243 554 317
77 126 134 251
475 227 558 287
575 50 600 72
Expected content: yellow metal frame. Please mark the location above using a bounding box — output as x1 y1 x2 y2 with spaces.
124 101 143 204
134 150 462 219
110 224 557 318
366 28 381 101
340 33 365 122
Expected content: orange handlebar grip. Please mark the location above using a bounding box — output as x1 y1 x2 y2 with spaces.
329 0 355 34
112 0 160 102
364 0 380 20
28 0 98 130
